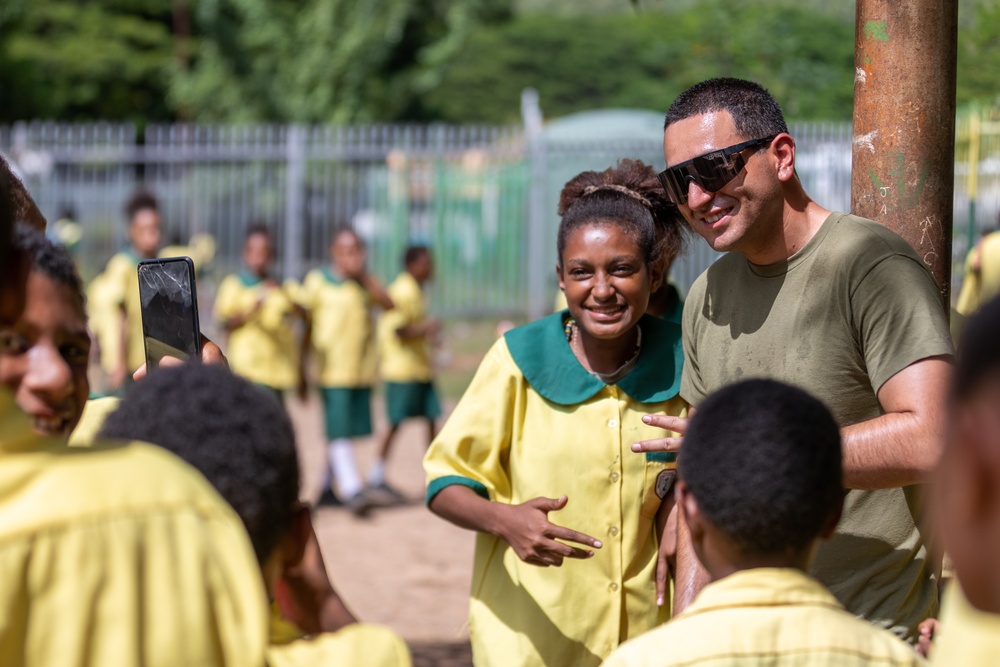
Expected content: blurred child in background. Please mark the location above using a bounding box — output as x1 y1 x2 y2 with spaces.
49 203 82 256
370 245 441 500
89 191 161 392
215 224 305 404
300 228 393 515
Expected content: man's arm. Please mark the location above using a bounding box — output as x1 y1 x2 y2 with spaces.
673 500 709 615
654 489 677 608
841 355 952 490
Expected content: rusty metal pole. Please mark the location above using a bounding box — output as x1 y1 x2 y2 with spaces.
851 0 959 304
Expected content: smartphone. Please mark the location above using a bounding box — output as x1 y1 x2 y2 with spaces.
137 257 201 369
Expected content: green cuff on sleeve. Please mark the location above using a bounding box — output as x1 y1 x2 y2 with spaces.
426 475 490 505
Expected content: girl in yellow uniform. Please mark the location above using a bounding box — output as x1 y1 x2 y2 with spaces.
300 229 394 514
214 225 304 402
424 160 687 667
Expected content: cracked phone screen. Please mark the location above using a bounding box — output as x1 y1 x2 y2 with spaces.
137 257 201 367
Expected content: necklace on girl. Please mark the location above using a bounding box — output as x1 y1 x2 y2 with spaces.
564 317 642 385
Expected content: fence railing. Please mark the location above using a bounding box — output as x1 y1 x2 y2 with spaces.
956 107 1000 257
3 109 998 319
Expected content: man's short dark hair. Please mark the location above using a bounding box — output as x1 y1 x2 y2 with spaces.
664 78 789 142
403 245 429 267
125 190 159 222
955 294 1000 399
99 364 300 564
14 222 85 312
680 379 843 555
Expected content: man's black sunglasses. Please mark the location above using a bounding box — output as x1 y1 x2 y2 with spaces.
658 135 776 206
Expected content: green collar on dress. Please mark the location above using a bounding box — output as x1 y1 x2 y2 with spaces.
321 267 345 285
120 247 141 265
504 311 683 406
238 271 265 287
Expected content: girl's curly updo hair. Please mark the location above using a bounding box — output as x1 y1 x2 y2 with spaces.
557 159 685 269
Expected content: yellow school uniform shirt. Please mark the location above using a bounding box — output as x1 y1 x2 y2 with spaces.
378 272 432 383
423 312 687 667
300 268 375 387
956 231 1000 316
101 249 146 373
160 232 217 274
87 270 124 375
68 396 121 446
267 623 412 667
215 273 301 390
0 393 269 667
931 579 1000 665
604 568 927 667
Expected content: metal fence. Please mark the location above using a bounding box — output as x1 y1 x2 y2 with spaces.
3 108 998 319
955 107 1000 259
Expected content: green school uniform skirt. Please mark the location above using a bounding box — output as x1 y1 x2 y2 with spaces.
320 387 373 439
385 381 441 427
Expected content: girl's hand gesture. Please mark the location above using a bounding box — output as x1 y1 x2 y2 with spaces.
495 496 602 567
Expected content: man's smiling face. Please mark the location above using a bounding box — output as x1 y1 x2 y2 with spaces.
663 110 780 257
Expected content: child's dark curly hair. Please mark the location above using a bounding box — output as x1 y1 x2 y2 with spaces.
99 363 300 565
557 159 685 268
14 222 86 313
680 379 843 555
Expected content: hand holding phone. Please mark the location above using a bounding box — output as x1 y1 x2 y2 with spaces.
137 257 201 369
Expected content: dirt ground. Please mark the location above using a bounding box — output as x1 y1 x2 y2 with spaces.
286 395 474 667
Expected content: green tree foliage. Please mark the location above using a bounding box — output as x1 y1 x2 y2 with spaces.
0 0 997 123
957 0 1000 107
425 2 856 123
0 0 173 122
169 0 512 123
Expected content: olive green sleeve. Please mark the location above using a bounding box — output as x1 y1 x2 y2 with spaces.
852 254 953 393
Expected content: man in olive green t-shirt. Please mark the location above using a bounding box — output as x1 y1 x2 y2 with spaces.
638 78 953 642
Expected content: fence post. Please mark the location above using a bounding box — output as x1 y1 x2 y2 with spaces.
284 124 306 279
522 87 547 321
